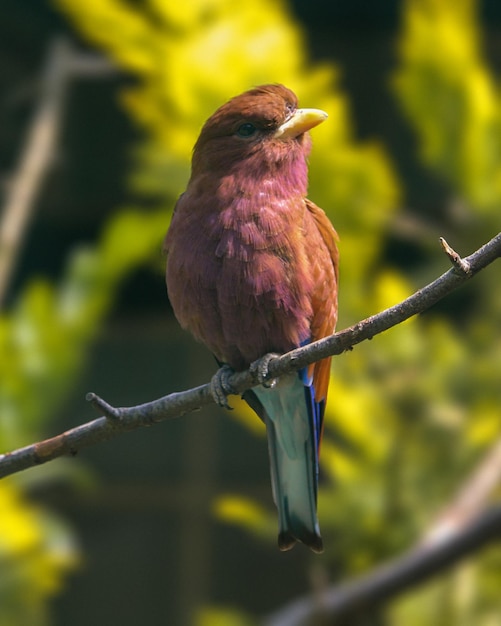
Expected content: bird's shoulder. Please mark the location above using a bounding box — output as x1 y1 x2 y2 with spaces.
305 198 339 277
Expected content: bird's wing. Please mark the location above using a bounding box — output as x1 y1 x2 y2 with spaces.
305 198 339 282
305 198 339 407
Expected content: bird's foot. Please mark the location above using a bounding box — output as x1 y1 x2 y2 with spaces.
250 352 280 389
210 364 235 409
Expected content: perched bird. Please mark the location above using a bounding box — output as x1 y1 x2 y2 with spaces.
165 84 338 553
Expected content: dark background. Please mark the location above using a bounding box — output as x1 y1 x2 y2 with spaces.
1 1 500 624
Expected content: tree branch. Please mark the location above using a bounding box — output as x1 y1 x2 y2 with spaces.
422 435 501 547
0 232 499 479
0 39 70 308
0 38 117 308
264 503 501 626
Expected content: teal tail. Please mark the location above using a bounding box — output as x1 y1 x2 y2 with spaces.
251 371 323 553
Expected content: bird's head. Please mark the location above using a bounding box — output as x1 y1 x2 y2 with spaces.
191 84 327 181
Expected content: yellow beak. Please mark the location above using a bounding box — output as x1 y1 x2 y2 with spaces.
273 108 328 140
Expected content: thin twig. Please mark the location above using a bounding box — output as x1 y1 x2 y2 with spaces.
440 236 472 275
0 38 117 308
0 233 499 479
261 232 500 381
0 39 71 307
264 504 501 626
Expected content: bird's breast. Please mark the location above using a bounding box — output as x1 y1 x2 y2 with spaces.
166 195 315 369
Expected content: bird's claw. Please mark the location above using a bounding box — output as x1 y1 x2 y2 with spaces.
210 364 235 409
250 353 280 389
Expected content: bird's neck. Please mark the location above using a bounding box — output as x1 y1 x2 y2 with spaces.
217 150 309 203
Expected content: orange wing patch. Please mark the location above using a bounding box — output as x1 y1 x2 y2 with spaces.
305 199 339 404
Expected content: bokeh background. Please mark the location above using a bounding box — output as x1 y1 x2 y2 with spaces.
1 0 501 624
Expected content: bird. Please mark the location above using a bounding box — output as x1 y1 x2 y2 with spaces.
164 84 339 553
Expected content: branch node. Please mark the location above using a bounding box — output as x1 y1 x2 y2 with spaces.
86 392 122 421
440 237 472 276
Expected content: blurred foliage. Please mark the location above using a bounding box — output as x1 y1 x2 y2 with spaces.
196 607 257 626
0 209 166 451
394 0 501 213
0 479 76 626
0 0 500 623
0 206 167 622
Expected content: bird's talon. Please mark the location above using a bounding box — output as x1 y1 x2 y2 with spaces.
210 364 235 409
250 353 280 388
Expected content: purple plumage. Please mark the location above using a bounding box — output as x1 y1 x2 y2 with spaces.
165 84 339 552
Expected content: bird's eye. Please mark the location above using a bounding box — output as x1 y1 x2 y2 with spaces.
236 123 257 138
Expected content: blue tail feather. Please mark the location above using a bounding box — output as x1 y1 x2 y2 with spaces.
252 368 323 553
